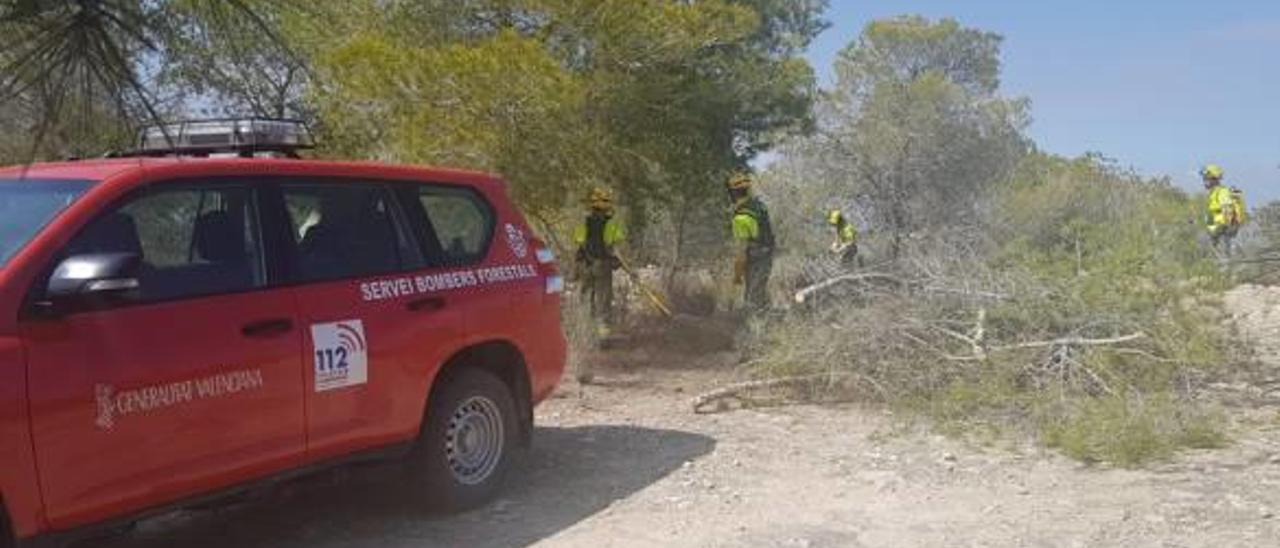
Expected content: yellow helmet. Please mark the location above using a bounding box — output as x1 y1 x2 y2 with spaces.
1200 164 1224 180
827 209 842 225
587 187 613 210
726 172 753 191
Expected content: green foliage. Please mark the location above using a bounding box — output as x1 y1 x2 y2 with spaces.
0 1 302 159
1232 198 1280 282
999 154 1210 275
836 15 1002 96
295 0 823 264
992 155 1232 465
996 153 1227 343
3 1 825 269
310 28 589 217
0 97 134 163
730 0 831 55
158 1 309 118
774 15 1030 260
754 150 1236 467
1042 396 1227 468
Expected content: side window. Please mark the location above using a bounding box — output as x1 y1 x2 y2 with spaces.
415 185 493 265
282 184 420 282
65 186 263 302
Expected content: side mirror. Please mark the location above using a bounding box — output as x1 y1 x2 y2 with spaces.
36 253 142 315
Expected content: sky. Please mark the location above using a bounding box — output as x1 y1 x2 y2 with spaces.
804 0 1280 201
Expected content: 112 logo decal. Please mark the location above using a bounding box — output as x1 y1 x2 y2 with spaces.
311 320 369 392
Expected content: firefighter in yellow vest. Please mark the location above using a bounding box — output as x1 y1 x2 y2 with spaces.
1201 164 1245 256
727 173 775 311
827 209 860 267
573 187 625 332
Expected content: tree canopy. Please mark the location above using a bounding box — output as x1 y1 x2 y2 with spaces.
772 15 1029 258
0 0 301 158
292 0 825 257
0 0 829 266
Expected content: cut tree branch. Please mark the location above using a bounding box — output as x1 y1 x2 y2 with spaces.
990 333 1145 352
793 272 907 304
692 373 886 414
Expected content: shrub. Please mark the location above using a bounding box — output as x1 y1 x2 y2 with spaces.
749 154 1237 466
1042 395 1228 467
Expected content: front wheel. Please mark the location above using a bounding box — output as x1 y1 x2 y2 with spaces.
410 368 519 511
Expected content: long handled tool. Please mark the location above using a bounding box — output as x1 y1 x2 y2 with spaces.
615 253 674 318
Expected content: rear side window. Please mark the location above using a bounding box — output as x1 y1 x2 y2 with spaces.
413 185 494 265
66 185 264 302
282 184 421 282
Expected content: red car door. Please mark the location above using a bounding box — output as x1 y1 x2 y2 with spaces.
20 182 305 529
276 181 458 458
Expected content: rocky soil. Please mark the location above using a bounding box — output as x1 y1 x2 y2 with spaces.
97 286 1280 547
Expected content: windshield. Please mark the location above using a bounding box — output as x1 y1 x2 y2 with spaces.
0 179 94 267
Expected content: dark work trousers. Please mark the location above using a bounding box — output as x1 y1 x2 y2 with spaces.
744 248 773 312
582 259 615 324
840 243 860 268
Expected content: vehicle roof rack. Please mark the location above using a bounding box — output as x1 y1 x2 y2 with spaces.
112 118 315 159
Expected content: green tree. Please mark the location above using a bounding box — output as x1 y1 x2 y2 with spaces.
308 26 591 225
0 0 297 158
548 0 822 261
835 16 1002 97
785 16 1029 259
298 0 824 264
159 2 309 119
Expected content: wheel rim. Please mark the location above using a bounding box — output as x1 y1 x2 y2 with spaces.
444 395 505 485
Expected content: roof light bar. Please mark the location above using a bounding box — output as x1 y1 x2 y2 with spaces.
136 118 314 157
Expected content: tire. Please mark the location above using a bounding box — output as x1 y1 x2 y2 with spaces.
410 368 518 511
0 507 12 548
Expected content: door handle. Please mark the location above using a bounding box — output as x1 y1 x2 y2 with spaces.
241 318 294 338
406 296 446 313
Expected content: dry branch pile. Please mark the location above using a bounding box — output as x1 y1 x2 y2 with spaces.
718 226 1233 465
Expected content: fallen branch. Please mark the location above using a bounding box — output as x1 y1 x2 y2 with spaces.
1104 347 1182 364
691 373 883 414
917 329 1146 365
794 271 1011 307
901 329 980 362
920 285 1011 301
929 324 979 347
928 318 989 361
793 272 907 304
1222 255 1280 265
1075 360 1115 396
1026 349 1117 397
692 375 822 413
990 332 1145 352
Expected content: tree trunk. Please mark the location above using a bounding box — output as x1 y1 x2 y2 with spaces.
667 194 691 293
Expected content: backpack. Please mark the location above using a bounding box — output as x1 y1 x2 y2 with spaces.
583 212 612 260
1230 187 1247 226
736 197 776 251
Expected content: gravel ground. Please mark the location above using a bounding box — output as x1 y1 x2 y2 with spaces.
96 287 1280 548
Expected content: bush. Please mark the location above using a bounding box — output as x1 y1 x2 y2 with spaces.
1042 396 1228 467
749 154 1238 466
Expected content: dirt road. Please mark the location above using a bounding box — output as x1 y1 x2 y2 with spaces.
100 288 1280 548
